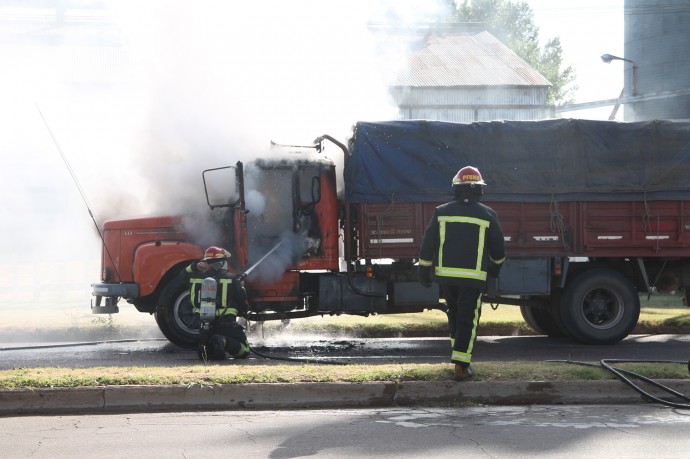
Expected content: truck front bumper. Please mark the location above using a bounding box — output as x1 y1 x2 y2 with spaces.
91 282 139 314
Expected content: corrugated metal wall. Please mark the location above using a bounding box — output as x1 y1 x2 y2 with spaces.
391 86 552 121
625 0 690 120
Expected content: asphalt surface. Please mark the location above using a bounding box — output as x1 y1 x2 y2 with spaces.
3 334 690 368
5 405 690 459
1 334 689 415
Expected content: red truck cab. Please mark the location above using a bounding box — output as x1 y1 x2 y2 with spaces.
92 157 343 346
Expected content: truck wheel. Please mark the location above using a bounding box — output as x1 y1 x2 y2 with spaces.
519 301 566 338
155 273 199 348
561 269 640 344
546 289 571 338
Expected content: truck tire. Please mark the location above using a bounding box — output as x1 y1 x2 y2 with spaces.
546 289 571 338
155 272 199 348
519 302 566 338
560 268 640 344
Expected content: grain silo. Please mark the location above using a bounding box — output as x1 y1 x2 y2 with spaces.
624 0 690 120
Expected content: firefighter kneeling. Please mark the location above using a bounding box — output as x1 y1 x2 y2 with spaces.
186 246 250 361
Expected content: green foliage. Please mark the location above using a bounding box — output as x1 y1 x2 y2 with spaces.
536 37 577 105
452 0 577 105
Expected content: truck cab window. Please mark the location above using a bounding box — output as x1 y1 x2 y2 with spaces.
245 165 294 242
299 166 321 205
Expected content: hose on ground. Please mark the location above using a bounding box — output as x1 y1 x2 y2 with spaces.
547 359 690 409
250 346 349 365
0 339 349 365
0 338 167 351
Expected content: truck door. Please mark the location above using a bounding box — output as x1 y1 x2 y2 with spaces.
202 161 248 269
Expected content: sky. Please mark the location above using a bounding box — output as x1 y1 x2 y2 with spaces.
0 0 626 334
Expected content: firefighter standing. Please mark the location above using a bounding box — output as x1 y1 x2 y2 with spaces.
186 246 251 361
419 166 506 381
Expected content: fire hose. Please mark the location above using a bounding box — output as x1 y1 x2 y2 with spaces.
249 345 347 365
0 339 166 351
548 359 690 409
207 240 348 365
0 338 348 365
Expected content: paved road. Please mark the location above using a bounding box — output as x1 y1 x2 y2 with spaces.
2 405 690 458
1 334 689 369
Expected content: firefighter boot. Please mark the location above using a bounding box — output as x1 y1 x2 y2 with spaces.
208 335 227 360
454 364 474 381
197 323 212 360
226 338 251 359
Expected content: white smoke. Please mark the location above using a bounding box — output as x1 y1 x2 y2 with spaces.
245 189 267 216
70 0 411 264
0 0 443 338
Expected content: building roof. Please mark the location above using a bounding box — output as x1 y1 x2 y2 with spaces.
393 31 551 88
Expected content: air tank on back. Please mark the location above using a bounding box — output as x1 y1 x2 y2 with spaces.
624 0 690 120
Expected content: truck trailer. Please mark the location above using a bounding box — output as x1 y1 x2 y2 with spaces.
91 118 690 347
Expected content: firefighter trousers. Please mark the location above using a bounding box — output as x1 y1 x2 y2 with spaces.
442 285 482 367
198 319 250 360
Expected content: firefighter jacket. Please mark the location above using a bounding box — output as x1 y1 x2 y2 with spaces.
186 263 248 320
419 195 506 289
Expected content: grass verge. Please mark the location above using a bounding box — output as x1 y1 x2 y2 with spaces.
0 361 688 389
255 296 690 337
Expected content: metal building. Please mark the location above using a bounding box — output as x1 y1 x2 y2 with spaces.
624 0 690 120
389 31 552 122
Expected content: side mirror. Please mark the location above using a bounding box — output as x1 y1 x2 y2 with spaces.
203 166 239 209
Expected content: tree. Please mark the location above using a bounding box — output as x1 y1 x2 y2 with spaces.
452 0 576 106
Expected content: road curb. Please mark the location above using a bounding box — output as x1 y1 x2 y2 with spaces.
1 380 688 415
0 383 396 415
393 380 690 405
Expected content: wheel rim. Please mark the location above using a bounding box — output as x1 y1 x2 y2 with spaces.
579 287 624 330
173 291 200 336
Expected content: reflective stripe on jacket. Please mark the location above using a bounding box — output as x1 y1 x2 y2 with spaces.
186 262 248 318
419 197 506 289
435 215 490 281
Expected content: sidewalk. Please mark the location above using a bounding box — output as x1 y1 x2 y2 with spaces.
3 379 690 415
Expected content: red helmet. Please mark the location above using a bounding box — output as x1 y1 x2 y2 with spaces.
202 246 231 261
452 166 486 186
